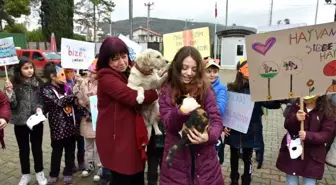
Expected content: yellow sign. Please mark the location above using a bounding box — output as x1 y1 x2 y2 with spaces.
163 27 211 62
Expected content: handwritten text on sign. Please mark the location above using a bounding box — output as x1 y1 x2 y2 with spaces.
0 37 19 66
246 22 336 101
223 92 254 134
163 27 210 62
61 38 95 69
89 95 98 132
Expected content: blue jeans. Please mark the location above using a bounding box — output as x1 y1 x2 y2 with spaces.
286 175 317 185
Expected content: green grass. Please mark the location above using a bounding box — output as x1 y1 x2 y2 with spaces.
260 73 277 78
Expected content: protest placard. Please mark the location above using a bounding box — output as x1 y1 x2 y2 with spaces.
61 38 95 69
89 95 98 132
118 34 142 61
246 22 336 101
0 37 19 79
223 92 254 134
163 27 210 62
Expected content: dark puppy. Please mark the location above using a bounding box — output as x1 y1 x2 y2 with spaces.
166 108 209 168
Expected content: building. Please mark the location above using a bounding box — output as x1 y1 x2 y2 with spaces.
126 26 162 43
73 23 104 42
217 27 256 69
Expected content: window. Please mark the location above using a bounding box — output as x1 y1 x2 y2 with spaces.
237 45 244 56
32 52 44 61
22 52 30 58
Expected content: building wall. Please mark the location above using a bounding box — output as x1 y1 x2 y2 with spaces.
126 29 162 43
220 37 246 69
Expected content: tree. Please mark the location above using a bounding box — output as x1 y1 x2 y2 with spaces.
26 28 45 41
284 18 290 24
75 0 115 42
40 0 74 50
0 0 31 30
277 18 290 25
3 23 27 33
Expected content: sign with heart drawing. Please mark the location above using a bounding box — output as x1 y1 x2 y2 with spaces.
246 22 336 101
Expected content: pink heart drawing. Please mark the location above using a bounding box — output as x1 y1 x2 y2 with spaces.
252 37 276 56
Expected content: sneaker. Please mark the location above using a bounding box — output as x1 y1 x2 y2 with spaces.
36 171 47 185
93 167 102 182
63 176 72 185
82 162 95 177
47 177 58 185
18 174 31 185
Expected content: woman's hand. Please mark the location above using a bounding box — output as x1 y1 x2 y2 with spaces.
4 80 13 94
187 126 209 144
223 127 231 136
296 110 306 121
180 96 200 114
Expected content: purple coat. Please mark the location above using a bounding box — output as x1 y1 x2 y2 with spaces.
159 84 224 185
276 99 335 180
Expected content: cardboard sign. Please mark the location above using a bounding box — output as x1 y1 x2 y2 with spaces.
163 27 211 62
118 34 142 61
61 38 95 69
223 92 254 134
0 37 19 66
89 95 98 132
246 22 336 101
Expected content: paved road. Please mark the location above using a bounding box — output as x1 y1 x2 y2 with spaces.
0 70 335 185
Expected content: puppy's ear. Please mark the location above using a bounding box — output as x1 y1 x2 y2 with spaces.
135 52 150 65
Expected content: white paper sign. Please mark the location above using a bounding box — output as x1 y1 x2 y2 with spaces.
223 92 255 134
61 38 95 69
89 95 98 132
0 37 19 66
118 34 142 61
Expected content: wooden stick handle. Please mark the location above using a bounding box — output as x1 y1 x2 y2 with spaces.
4 65 8 80
300 97 304 160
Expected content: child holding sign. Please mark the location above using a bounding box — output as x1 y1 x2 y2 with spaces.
276 95 336 185
4 57 47 185
225 60 284 185
73 60 102 182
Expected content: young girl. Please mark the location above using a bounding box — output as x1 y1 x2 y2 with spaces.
4 57 47 185
41 62 88 185
276 95 336 185
225 60 283 185
65 68 85 171
159 46 224 185
204 59 227 164
73 60 102 181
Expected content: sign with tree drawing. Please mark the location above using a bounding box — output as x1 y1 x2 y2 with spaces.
246 22 336 101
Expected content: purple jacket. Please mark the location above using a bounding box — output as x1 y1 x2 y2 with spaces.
159 84 224 185
276 99 335 180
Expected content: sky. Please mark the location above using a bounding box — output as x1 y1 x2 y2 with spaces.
16 0 336 31
111 0 335 28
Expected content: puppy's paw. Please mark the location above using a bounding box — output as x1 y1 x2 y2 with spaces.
136 87 145 104
136 94 145 104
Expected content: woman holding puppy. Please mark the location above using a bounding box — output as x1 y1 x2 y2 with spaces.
95 37 159 185
159 46 224 185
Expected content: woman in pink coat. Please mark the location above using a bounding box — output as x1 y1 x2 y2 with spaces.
159 46 224 185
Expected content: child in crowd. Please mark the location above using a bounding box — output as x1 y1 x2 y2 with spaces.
73 60 102 181
41 62 87 185
225 60 284 185
0 89 9 150
277 95 336 185
204 59 227 164
4 57 47 185
65 69 85 171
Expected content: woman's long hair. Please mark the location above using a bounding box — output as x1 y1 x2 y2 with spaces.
164 46 209 105
11 56 43 86
227 60 247 92
317 95 336 119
